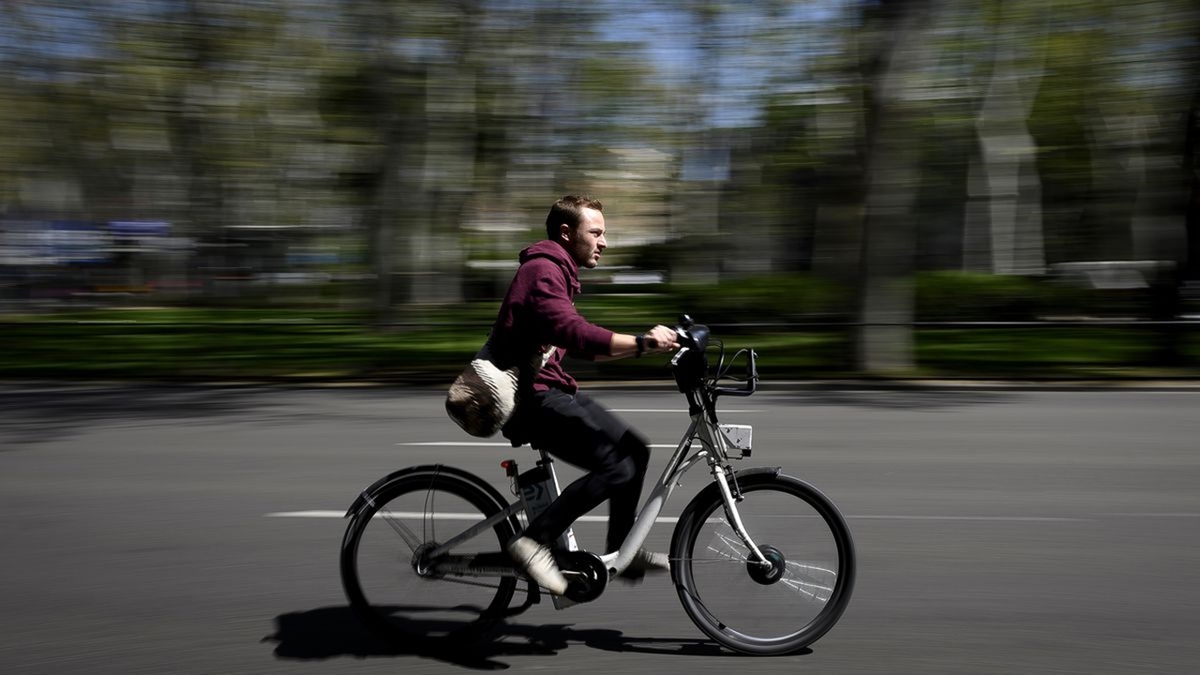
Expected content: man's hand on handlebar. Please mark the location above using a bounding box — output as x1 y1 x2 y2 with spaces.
601 324 682 361
643 324 680 355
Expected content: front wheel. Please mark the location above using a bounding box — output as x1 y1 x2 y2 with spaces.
670 470 856 655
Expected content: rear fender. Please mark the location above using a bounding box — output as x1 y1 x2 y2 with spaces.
344 463 515 529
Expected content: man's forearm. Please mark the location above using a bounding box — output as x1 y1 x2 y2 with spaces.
595 333 641 361
596 326 678 361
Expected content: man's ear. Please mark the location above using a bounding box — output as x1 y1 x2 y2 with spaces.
558 223 572 242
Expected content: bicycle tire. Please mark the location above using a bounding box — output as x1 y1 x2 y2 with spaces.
670 470 856 655
340 466 520 646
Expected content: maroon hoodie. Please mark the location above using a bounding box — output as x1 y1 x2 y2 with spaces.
490 240 614 394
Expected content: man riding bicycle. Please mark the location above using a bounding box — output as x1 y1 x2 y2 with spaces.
492 195 678 595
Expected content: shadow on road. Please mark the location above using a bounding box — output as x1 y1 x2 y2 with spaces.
0 382 1027 448
263 606 779 670
0 385 272 446
0 384 399 447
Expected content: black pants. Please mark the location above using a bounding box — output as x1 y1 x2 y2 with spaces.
504 389 651 553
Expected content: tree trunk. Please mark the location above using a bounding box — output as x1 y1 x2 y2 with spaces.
1187 87 1200 282
854 0 935 374
857 126 920 373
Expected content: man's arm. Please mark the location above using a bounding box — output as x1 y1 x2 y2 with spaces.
524 259 614 354
595 325 679 362
521 259 678 360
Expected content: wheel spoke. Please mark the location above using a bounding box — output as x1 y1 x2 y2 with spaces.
374 506 424 552
707 529 748 560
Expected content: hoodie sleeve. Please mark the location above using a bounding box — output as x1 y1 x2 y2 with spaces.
521 258 614 358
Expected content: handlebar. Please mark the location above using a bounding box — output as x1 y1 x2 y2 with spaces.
666 315 757 397
715 348 757 397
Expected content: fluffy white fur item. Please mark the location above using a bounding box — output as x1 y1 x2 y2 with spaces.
446 340 553 437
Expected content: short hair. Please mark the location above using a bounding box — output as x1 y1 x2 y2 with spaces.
545 195 603 239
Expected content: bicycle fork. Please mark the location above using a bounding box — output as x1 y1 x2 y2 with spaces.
711 465 773 569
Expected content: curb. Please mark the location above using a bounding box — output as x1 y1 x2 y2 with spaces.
4 378 1200 393
590 379 1200 393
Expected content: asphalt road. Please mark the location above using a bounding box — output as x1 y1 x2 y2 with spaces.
1 383 1198 674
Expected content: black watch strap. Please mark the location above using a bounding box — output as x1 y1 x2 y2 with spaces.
635 334 645 357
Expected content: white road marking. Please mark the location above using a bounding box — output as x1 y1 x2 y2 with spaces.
608 409 762 413
1105 512 1200 518
398 442 523 447
397 441 678 448
267 511 1200 523
266 510 678 523
848 515 1086 522
267 510 348 518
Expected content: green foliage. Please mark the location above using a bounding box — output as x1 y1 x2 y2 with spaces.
1 307 1197 381
916 328 1163 376
667 274 849 324
914 271 1084 322
572 294 677 329
913 270 1181 322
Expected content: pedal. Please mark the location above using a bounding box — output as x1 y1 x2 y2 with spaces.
550 593 579 610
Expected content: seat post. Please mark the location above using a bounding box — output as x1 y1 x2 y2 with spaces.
532 445 553 465
526 445 578 559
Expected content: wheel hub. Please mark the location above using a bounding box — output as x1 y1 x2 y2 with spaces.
746 545 786 585
411 542 441 578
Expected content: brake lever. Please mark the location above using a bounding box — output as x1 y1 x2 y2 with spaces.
670 346 690 367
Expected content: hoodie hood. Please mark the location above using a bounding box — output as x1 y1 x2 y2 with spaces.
519 240 580 294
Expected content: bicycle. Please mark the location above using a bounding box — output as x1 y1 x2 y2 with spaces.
340 316 856 655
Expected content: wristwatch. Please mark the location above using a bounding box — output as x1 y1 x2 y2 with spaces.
635 335 645 357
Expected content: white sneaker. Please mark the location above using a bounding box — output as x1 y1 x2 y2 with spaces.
506 536 569 595
629 548 670 573
618 548 671 583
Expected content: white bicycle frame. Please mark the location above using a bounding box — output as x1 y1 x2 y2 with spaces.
423 325 766 609
598 411 771 577
423 404 770 597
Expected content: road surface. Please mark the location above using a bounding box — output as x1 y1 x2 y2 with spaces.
1 383 1197 674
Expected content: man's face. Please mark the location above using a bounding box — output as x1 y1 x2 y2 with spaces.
562 207 607 269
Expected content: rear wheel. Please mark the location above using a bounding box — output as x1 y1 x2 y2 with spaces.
670 471 855 655
340 469 519 645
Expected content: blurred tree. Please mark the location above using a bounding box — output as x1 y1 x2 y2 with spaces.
966 1 1047 275
319 0 433 323
1116 1 1198 267
0 1 115 219
106 1 347 295
1188 60 1200 283
4 0 1199 343
853 0 943 374
320 1 671 317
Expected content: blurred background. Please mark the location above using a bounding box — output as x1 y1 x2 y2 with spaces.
1 0 1199 381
